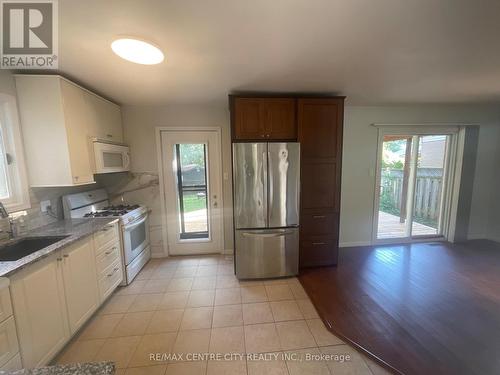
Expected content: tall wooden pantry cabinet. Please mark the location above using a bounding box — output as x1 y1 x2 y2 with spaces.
229 94 345 268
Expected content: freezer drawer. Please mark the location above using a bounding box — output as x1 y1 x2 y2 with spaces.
235 228 299 279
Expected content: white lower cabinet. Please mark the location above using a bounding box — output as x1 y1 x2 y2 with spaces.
9 225 122 369
0 317 19 368
10 252 70 368
1 353 22 370
61 239 99 334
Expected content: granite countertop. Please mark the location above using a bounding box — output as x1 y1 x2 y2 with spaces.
0 218 119 277
0 361 114 375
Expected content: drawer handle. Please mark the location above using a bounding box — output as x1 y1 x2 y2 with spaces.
312 242 326 246
312 215 326 219
104 247 117 255
107 267 119 277
101 228 109 232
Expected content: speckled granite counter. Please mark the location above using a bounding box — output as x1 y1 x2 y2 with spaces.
0 361 114 375
0 218 119 277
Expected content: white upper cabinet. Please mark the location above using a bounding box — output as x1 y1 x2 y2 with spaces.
85 91 123 142
14 75 123 187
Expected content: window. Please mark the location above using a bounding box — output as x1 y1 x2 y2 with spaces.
174 143 209 240
0 94 30 212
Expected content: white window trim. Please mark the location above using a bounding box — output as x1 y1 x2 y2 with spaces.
371 124 464 245
0 93 30 212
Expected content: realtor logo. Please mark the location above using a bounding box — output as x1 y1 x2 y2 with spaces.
0 0 58 69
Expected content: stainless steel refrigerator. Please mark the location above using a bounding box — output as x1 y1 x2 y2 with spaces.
233 142 300 279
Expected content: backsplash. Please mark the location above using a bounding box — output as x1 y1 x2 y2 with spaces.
7 172 164 257
9 183 105 234
97 171 164 257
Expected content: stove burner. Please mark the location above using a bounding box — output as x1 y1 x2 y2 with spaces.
103 204 140 211
83 209 131 218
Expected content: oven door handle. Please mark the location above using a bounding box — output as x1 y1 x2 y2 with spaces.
123 214 148 231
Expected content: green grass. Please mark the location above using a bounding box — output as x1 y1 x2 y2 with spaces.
183 193 207 213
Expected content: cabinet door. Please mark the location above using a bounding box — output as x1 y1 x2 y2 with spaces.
0 317 19 368
263 99 296 140
233 98 266 140
298 98 343 160
301 162 338 211
85 93 123 142
10 253 69 368
60 80 95 185
61 239 99 334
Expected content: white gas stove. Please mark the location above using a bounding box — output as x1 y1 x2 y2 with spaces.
62 189 150 285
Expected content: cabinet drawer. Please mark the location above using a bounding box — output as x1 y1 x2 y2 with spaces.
300 236 338 267
95 241 120 274
0 317 19 368
301 213 338 236
98 259 122 301
0 286 13 324
94 223 119 251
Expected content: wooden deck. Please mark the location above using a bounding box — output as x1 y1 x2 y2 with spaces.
299 240 500 375
377 211 437 239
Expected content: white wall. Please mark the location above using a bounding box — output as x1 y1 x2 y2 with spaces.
121 105 233 256
340 105 500 246
121 103 500 254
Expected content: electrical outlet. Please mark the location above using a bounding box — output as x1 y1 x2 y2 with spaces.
40 200 51 212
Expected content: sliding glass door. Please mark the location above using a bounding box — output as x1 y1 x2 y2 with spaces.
375 133 452 242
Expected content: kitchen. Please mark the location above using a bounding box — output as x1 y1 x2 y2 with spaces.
0 1 500 375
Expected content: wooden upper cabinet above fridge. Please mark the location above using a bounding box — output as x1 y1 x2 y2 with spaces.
231 97 297 140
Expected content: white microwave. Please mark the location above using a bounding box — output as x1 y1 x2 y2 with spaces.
93 140 131 173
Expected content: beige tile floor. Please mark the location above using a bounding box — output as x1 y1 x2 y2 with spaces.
55 255 391 375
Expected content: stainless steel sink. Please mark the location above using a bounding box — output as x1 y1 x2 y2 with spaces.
0 236 69 261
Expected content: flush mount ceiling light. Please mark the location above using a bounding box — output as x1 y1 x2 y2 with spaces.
111 38 164 65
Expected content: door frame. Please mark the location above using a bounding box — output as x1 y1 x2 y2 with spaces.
371 125 464 245
156 126 224 256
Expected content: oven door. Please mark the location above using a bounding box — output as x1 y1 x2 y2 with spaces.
122 213 150 265
94 141 131 174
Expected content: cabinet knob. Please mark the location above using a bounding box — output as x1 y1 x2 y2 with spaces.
261 134 265 138
266 134 270 138
106 134 113 138
63 254 69 258
56 258 62 262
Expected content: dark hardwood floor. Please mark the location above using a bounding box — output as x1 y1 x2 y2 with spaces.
299 240 500 375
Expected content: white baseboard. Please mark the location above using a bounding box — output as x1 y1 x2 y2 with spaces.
339 241 372 248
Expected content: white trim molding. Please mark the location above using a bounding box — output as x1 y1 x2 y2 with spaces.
155 126 225 257
0 93 30 212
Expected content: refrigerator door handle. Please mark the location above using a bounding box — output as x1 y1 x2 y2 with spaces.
268 150 273 224
262 150 268 227
242 230 294 238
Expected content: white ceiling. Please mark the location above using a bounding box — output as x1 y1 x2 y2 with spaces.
57 0 500 106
